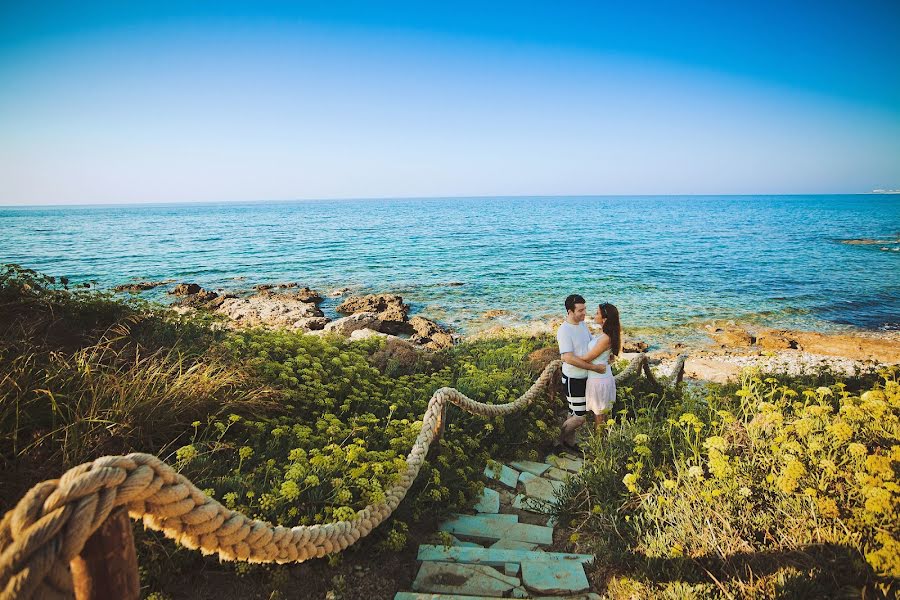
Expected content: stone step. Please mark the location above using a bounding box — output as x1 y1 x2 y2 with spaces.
397 594 504 600
521 561 590 595
394 592 512 600
394 592 601 600
417 545 594 567
508 460 552 477
473 487 500 514
546 455 583 473
490 539 541 551
543 467 571 482
439 518 554 546
519 472 564 502
484 463 520 488
411 562 520 597
396 594 601 600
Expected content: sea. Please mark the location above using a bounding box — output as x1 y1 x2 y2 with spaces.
2 195 898 338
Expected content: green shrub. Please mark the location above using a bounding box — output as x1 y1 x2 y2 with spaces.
557 367 899 598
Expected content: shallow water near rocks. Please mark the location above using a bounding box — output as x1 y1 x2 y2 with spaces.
2 195 898 333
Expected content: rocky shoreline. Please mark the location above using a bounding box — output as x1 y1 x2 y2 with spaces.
118 279 899 382
157 281 458 351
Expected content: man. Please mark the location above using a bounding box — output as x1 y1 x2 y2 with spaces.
557 294 606 451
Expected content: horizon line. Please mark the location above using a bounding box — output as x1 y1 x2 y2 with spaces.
1 191 896 209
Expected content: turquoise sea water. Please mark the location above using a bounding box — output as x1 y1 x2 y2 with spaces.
1 196 898 334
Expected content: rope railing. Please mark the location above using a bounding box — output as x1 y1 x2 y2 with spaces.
0 353 686 600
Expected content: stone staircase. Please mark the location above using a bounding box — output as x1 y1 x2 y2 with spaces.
395 454 599 599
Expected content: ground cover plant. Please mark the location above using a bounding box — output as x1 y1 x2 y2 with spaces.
556 360 899 598
0 265 560 598
6 263 898 599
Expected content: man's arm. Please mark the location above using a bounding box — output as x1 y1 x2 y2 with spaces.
561 352 606 373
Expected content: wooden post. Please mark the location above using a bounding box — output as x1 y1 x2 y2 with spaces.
70 507 140 600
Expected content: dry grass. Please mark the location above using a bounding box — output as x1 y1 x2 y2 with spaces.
0 324 279 511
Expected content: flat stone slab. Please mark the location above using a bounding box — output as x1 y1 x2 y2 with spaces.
502 523 554 546
509 460 551 476
473 488 500 514
484 463 520 489
440 517 553 545
532 595 601 600
521 560 590 595
520 472 564 502
396 594 516 600
543 467 571 482
395 595 600 600
546 455 583 473
490 539 540 551
439 514 519 542
412 562 520 596
417 545 593 566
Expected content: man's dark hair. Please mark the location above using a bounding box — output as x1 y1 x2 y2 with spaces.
564 294 586 313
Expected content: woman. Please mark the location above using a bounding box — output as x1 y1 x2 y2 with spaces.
577 302 622 429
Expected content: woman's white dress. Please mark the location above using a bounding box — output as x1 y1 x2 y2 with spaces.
585 338 616 413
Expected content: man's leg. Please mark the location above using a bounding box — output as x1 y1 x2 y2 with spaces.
561 414 585 445
559 374 588 447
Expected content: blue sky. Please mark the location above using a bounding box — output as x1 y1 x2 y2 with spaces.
1 1 899 204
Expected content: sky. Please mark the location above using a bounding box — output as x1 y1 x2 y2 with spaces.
1 1 899 205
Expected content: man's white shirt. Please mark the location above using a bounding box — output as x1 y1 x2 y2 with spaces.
556 320 592 378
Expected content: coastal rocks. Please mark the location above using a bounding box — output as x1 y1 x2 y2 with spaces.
756 330 799 350
779 330 900 363
482 309 511 319
349 328 388 341
113 280 172 293
254 282 298 291
841 237 900 246
684 357 743 383
291 317 329 331
170 283 202 296
334 294 456 348
698 323 899 364
707 324 754 347
287 287 323 304
216 296 324 330
337 294 411 333
409 316 454 350
324 312 381 336
175 289 222 308
328 287 352 298
623 337 650 353
256 286 323 304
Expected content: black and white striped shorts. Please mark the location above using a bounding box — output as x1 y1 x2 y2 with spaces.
561 374 588 417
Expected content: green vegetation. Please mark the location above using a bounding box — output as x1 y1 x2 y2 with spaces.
3 264 898 598
0 265 558 596
555 362 899 598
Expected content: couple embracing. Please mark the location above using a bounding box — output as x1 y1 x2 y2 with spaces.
556 294 622 451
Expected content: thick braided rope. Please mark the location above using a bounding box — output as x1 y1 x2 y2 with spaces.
0 353 679 599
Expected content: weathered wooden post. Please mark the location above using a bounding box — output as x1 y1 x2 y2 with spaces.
70 507 140 600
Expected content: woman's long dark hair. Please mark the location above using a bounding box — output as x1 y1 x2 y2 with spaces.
600 303 622 358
